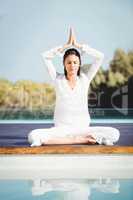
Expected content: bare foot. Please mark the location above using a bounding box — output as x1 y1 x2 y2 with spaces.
85 135 97 144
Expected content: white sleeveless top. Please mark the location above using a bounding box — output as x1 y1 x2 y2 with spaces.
41 44 104 128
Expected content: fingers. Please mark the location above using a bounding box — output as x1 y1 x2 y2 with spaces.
67 27 73 45
66 26 82 49
71 27 76 45
70 27 74 37
68 26 76 45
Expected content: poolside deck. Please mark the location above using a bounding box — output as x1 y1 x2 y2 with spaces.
0 123 133 154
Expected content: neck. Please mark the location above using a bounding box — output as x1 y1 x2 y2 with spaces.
66 74 77 82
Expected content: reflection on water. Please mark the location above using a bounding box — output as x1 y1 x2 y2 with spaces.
31 178 120 199
0 178 133 200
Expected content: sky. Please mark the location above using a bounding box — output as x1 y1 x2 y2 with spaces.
0 0 133 83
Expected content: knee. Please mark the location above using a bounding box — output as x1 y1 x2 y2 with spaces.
111 128 120 142
28 130 36 143
28 129 41 145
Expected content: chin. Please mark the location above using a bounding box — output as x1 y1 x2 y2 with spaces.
70 71 77 75
70 74 76 77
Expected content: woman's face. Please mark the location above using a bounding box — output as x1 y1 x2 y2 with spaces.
64 54 80 77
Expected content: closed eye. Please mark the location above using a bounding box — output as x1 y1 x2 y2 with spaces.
68 61 78 64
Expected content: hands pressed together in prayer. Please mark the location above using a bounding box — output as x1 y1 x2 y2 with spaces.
59 27 83 53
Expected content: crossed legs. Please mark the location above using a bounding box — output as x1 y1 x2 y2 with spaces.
28 126 120 147
43 135 96 145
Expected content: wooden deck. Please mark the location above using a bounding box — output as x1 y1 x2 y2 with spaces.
0 145 133 154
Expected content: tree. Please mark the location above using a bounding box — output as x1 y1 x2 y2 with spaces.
110 48 133 79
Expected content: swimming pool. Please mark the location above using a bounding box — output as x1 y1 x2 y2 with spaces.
0 155 133 200
0 118 133 124
0 178 133 200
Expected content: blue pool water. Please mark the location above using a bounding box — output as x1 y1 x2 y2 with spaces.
0 118 133 124
0 179 133 200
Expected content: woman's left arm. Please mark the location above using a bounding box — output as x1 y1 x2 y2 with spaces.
71 28 104 82
76 44 104 83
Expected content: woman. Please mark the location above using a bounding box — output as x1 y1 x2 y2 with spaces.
28 28 120 147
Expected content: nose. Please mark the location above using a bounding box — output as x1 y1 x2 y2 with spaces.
70 63 75 68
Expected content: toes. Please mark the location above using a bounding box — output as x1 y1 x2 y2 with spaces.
86 135 96 144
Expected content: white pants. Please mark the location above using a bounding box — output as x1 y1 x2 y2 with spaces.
28 125 120 146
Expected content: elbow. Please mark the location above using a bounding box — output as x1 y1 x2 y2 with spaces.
96 53 104 67
95 51 104 61
40 51 46 59
41 51 52 60
98 52 104 64
100 52 104 61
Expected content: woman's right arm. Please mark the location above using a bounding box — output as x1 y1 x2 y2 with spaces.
41 46 64 81
41 43 72 81
41 28 73 81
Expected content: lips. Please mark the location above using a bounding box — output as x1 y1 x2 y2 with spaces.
70 69 76 71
